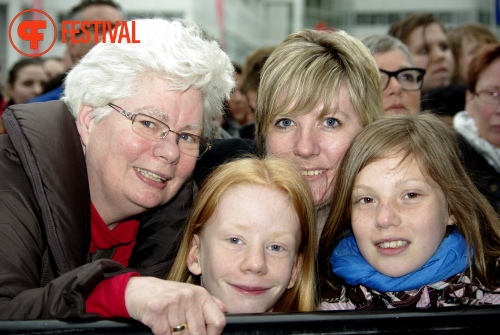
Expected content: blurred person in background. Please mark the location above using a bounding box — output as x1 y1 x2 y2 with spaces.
454 43 500 214
447 22 498 85
238 46 276 139
30 0 123 103
5 58 48 106
422 23 498 125
221 62 252 138
42 57 66 80
389 13 454 94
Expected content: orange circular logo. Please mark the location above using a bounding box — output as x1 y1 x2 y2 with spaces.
9 9 57 57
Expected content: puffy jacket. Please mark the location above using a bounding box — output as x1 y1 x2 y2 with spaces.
0 101 193 319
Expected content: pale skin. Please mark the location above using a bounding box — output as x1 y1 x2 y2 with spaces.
351 154 454 278
266 85 364 209
76 75 226 335
406 23 454 92
466 58 500 147
7 65 48 104
373 49 421 115
457 35 484 84
228 73 253 125
187 184 302 313
43 58 65 80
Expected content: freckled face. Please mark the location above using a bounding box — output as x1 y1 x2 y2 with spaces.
373 49 421 115
81 75 203 223
351 155 454 278
406 23 454 91
266 86 363 207
188 184 302 313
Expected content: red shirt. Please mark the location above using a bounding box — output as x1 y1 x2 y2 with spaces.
85 203 140 317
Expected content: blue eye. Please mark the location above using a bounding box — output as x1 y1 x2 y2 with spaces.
178 132 200 144
268 245 284 252
324 118 339 127
139 120 156 129
275 118 294 129
229 237 242 245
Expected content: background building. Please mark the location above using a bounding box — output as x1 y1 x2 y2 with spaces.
1 0 499 87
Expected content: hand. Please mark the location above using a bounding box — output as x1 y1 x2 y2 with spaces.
125 277 226 335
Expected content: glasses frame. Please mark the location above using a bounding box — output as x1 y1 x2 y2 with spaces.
108 103 212 158
379 67 426 91
473 90 500 106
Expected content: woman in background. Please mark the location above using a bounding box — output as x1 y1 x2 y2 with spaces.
389 13 454 93
362 34 425 115
6 58 48 106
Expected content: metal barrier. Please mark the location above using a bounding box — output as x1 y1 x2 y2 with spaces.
1 306 499 334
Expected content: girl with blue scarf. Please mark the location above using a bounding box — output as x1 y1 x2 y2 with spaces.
318 114 500 310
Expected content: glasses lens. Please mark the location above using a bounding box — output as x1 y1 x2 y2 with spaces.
132 114 167 142
379 72 389 90
397 70 422 90
177 133 200 157
479 91 500 104
132 113 210 158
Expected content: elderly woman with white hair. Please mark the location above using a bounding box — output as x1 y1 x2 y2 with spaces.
0 18 233 335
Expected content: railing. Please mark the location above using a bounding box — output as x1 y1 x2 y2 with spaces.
1 305 500 334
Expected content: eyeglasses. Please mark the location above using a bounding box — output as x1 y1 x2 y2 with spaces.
473 91 500 106
109 103 212 158
379 68 426 91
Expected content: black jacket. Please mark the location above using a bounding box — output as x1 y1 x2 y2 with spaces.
456 132 500 213
0 101 194 319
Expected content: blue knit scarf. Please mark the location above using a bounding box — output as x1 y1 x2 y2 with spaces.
330 229 471 292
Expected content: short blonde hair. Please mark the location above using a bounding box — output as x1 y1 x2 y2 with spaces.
168 156 318 312
255 29 383 155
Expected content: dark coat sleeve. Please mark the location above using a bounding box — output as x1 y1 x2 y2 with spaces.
0 103 133 320
0 135 129 319
455 132 500 213
129 177 196 278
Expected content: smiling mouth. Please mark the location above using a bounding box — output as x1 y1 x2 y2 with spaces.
232 284 269 293
378 240 409 249
135 167 167 182
302 170 326 176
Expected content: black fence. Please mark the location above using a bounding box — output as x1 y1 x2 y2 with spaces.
1 306 499 334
